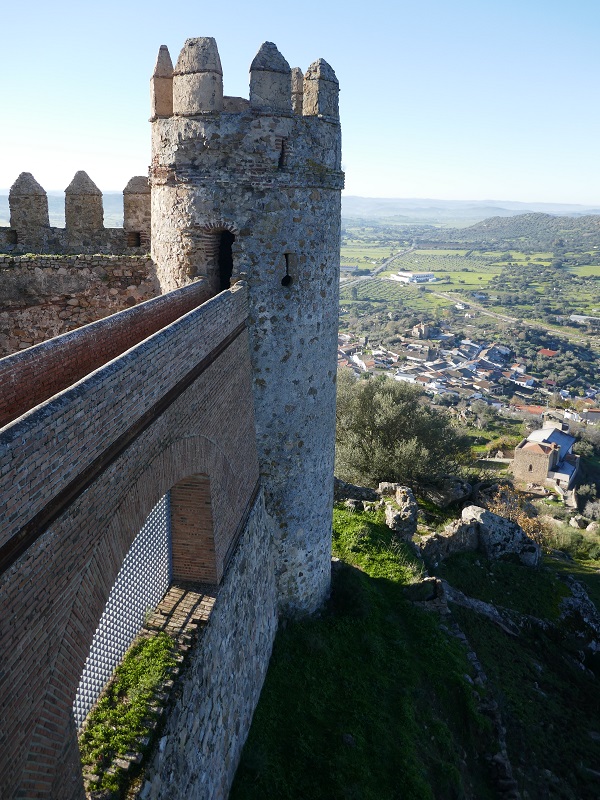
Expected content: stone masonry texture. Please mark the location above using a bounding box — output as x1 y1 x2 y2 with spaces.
0 33 342 800
151 36 343 615
0 254 160 357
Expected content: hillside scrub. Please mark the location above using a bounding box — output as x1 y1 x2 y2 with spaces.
335 369 471 488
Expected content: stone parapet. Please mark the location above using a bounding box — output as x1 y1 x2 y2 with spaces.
0 254 160 357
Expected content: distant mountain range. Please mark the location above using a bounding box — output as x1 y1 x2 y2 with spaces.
1 193 600 241
341 196 600 226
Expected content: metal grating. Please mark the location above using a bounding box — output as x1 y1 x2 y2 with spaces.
73 493 171 729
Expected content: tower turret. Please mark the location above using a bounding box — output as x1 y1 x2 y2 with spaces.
65 171 103 235
150 38 343 614
150 45 174 120
8 172 49 249
249 42 292 113
172 37 223 115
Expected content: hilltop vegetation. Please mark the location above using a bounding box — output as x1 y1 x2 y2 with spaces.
427 213 600 251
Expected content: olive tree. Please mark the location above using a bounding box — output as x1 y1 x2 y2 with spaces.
335 369 470 488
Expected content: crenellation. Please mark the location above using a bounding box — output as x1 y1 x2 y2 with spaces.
150 44 174 120
65 170 104 234
1 174 152 256
291 66 304 114
123 175 151 248
172 37 223 116
249 41 292 113
8 172 50 251
303 58 340 121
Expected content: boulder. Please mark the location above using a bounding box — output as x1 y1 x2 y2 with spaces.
461 506 541 567
344 499 363 513
422 476 472 508
586 521 600 534
419 505 541 568
419 519 479 565
384 486 418 539
570 515 587 530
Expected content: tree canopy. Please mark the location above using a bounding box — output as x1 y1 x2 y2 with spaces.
335 369 470 488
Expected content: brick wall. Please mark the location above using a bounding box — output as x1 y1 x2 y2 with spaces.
0 254 160 357
171 475 218 584
0 283 262 799
0 278 211 428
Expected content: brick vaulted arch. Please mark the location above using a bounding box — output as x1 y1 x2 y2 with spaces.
0 284 262 798
41 435 252 798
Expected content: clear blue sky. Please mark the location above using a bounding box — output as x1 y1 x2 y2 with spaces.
2 0 599 204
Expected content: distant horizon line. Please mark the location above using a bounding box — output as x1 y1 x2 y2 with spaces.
1 190 600 209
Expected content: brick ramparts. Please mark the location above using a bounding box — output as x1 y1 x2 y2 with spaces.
0 283 264 799
0 278 211 428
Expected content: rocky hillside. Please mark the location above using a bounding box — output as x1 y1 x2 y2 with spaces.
231 483 600 800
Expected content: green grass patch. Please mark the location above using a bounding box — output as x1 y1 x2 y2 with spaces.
451 604 600 799
435 552 569 620
78 632 176 795
547 555 600 611
231 508 497 799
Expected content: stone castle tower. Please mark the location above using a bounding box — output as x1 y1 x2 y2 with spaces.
150 37 343 614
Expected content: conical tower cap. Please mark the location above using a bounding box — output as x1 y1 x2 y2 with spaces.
174 37 222 75
9 172 46 196
153 45 173 78
65 171 102 195
250 42 290 74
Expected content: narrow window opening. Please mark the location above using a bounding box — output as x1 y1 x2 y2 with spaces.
7 229 18 245
281 253 293 287
278 139 287 170
127 231 142 248
218 230 235 291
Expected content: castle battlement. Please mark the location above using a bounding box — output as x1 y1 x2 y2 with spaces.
1 171 150 254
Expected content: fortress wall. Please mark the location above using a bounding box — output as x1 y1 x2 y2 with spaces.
0 224 150 255
0 284 261 798
140 491 278 800
2 171 151 255
0 254 160 357
0 278 210 428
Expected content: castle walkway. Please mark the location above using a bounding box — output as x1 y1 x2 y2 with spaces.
0 281 265 798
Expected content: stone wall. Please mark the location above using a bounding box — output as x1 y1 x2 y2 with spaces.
512 443 551 484
0 254 159 357
139 491 278 800
0 284 261 799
